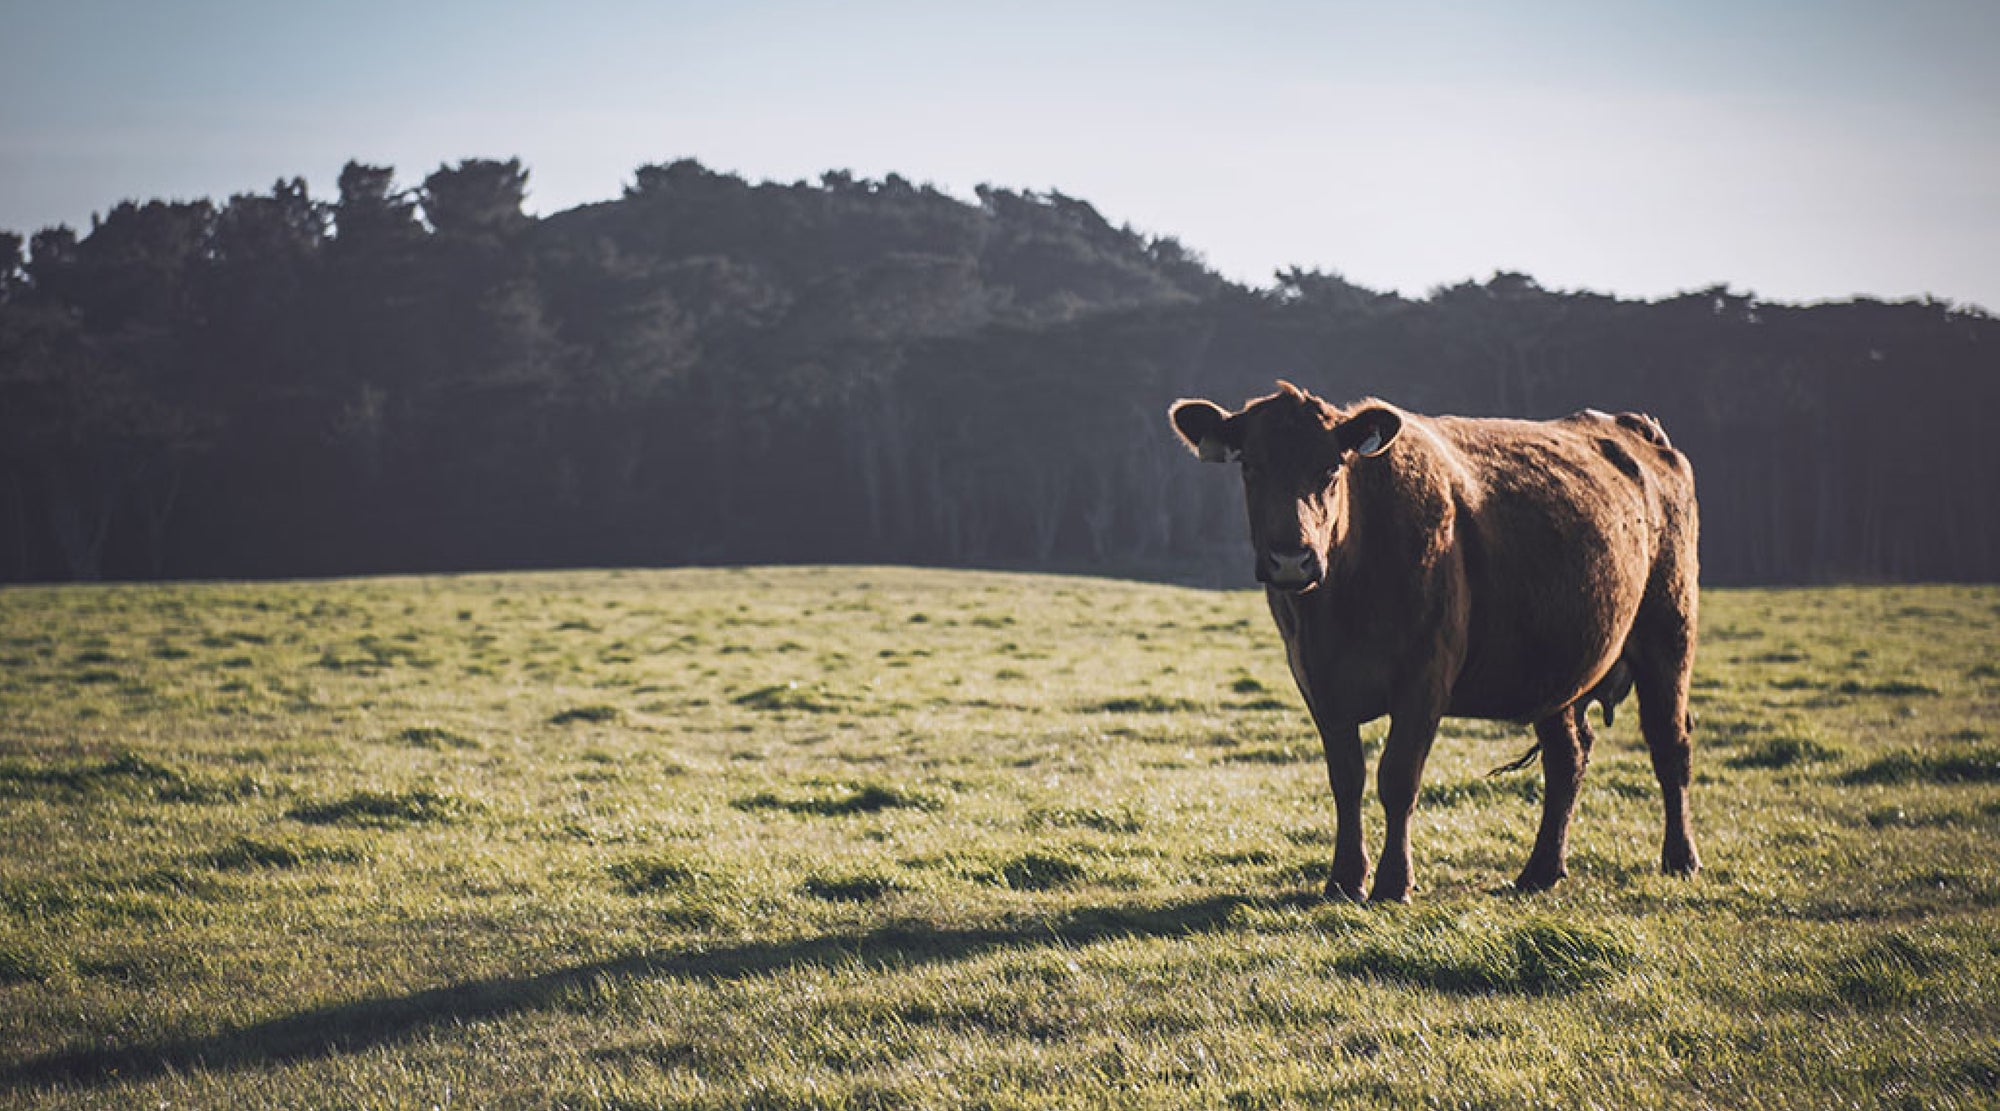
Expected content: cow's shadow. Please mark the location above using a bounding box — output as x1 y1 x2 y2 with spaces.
3 892 1300 1092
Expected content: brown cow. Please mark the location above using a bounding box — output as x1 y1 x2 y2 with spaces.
1170 381 1700 902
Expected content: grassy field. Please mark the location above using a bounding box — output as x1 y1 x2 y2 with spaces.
1 566 1996 1109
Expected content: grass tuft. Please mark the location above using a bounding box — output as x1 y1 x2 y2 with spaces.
549 705 621 725
607 855 709 895
392 725 479 749
997 851 1089 891
800 872 906 902
1835 678 1942 697
286 788 468 827
0 942 54 984
0 751 183 798
1726 734 1845 770
1026 805 1143 834
1335 916 1635 995
1830 930 1964 1008
0 751 257 804
731 682 849 713
1228 697 1297 711
200 836 366 870
1081 694 1204 713
1841 746 2000 786
732 782 939 817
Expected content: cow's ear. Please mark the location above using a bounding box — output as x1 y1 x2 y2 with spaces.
1169 399 1241 462
1338 406 1401 458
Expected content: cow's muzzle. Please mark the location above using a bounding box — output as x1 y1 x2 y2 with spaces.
1257 547 1324 593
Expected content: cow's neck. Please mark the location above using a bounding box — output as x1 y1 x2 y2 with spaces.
1305 467 1403 619
1321 479 1365 592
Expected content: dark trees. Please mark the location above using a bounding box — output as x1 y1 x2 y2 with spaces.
2 201 216 578
1 157 1993 584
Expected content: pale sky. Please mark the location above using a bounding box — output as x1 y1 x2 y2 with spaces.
3 0 1995 309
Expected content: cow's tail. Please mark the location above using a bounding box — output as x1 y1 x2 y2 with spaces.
1488 742 1541 777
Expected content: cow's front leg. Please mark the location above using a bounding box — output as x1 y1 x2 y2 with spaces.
1370 707 1443 904
1318 721 1369 900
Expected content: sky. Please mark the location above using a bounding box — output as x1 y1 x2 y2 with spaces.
3 0 1996 309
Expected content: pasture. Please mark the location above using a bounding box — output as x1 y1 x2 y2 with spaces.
1 567 1996 1109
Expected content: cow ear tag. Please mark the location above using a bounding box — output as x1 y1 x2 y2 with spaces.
1344 408 1401 458
1198 436 1239 463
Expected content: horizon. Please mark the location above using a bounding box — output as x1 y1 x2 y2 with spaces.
4 1 1996 311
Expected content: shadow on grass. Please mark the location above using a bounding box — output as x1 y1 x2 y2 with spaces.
1 893 1284 1092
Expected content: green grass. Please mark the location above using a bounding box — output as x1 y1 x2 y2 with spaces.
0 568 1996 1108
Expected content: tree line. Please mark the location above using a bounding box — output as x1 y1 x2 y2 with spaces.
3 157 1995 586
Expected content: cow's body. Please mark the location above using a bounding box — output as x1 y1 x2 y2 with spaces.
1171 383 1699 901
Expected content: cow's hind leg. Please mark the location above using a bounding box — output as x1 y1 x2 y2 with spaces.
1516 707 1593 891
1633 625 1701 877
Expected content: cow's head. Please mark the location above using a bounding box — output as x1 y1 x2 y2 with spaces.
1169 380 1401 593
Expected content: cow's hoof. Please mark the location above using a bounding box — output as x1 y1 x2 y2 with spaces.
1661 848 1701 877
1323 879 1366 904
1514 865 1567 893
1366 882 1413 905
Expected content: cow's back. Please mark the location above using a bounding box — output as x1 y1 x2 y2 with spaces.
1411 410 1692 721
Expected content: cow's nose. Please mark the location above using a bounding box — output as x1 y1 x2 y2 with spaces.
1260 547 1323 590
